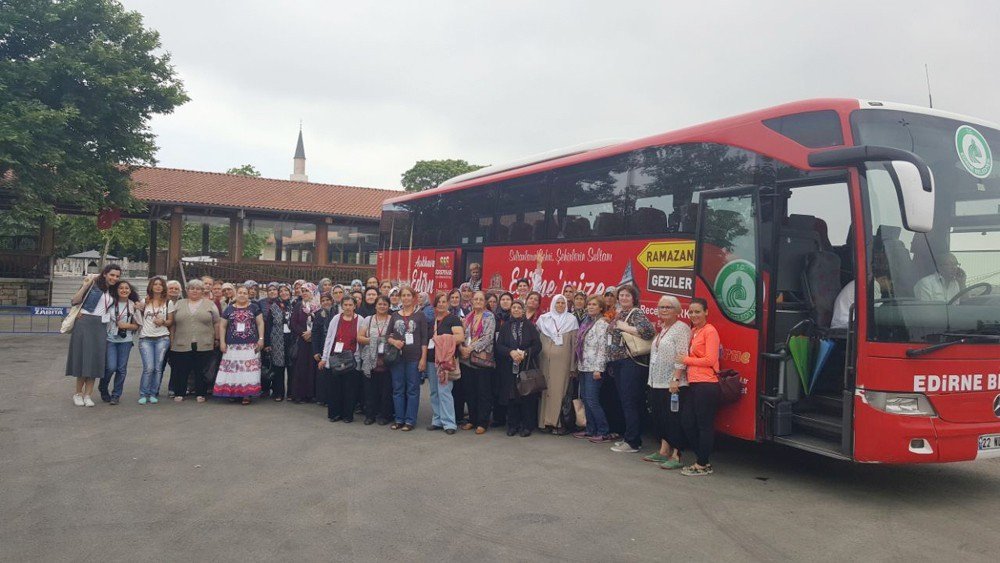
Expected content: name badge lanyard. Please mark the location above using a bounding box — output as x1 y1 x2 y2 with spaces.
374 316 388 354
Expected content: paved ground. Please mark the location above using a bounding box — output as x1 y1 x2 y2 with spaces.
2 333 1000 562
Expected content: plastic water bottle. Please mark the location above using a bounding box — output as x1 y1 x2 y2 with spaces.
670 392 679 412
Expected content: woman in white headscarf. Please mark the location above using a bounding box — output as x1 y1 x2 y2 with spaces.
536 294 579 433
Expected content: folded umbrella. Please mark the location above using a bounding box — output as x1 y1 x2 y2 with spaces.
788 335 812 394
809 339 836 395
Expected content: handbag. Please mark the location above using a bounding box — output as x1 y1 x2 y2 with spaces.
573 397 587 428
515 364 547 397
470 349 496 369
383 344 401 366
717 369 744 404
620 309 652 358
60 304 82 334
560 382 580 431
329 351 357 374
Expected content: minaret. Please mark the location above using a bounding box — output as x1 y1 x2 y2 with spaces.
290 126 308 182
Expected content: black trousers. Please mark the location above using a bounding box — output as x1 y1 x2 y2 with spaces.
169 349 212 397
452 375 468 422
650 387 688 450
682 382 721 466
327 368 360 420
364 369 393 421
461 364 493 428
259 350 273 396
202 348 222 392
506 394 537 432
271 365 290 399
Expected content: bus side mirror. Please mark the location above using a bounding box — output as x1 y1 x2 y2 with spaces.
886 160 934 233
808 145 935 233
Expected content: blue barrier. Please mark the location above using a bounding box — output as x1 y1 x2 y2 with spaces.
0 306 69 334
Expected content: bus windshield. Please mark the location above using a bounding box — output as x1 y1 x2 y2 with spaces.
852 109 1000 343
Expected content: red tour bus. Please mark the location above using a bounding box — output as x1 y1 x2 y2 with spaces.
378 99 1000 463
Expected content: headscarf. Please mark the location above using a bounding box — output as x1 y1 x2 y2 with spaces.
351 279 363 289
575 311 600 365
459 283 472 313
244 280 258 289
300 282 319 314
494 291 513 325
538 294 579 341
417 291 429 308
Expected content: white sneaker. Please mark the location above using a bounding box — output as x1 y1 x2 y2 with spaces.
611 442 640 453
83 395 96 407
73 393 85 407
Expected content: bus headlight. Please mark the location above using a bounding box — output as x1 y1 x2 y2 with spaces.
865 391 937 416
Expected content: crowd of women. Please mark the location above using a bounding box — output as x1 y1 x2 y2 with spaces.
65 262 724 476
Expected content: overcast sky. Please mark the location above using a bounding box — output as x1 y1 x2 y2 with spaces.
121 0 1000 191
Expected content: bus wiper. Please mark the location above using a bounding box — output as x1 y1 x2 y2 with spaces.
906 333 1000 358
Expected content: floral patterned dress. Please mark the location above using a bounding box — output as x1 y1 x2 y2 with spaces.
213 302 263 398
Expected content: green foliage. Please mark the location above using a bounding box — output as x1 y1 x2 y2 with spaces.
241 229 267 259
53 215 150 259
226 164 261 177
401 159 486 192
0 0 188 220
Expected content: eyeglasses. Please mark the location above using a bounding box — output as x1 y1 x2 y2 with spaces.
657 305 675 310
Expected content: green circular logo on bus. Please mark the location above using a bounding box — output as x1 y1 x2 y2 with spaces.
955 125 993 179
714 259 756 324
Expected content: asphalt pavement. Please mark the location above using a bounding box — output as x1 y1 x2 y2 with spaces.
2 333 999 562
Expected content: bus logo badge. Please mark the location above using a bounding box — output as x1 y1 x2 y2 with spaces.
713 259 756 324
993 394 1000 418
955 125 993 179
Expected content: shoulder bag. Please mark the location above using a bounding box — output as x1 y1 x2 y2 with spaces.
329 351 357 375
717 369 744 404
60 304 82 334
620 308 652 360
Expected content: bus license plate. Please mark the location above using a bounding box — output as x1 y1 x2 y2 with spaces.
978 435 1000 451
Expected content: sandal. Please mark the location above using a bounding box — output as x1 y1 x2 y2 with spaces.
460 423 474 431
680 464 713 476
241 398 251 405
390 423 403 430
274 397 283 402
401 424 414 432
660 459 684 470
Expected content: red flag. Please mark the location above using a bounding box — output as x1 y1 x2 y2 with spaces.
97 208 121 230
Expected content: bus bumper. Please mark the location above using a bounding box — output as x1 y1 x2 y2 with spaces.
853 398 1000 463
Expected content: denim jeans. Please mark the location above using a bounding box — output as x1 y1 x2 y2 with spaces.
101 341 133 399
391 360 421 425
138 336 170 398
579 370 609 436
610 358 646 449
426 363 457 430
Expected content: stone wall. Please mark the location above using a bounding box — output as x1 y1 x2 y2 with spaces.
0 279 50 306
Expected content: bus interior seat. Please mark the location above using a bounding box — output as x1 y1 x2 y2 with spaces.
533 219 559 240
632 207 667 234
909 235 937 280
493 223 509 242
801 250 842 329
509 221 534 242
776 214 821 302
874 225 916 297
564 216 591 239
594 212 625 237
672 203 699 233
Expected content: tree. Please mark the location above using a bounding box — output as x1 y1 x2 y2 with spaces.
0 0 188 221
226 164 261 177
53 215 150 260
400 159 486 192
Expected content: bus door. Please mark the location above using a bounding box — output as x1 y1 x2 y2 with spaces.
460 249 484 289
762 176 855 459
694 187 762 441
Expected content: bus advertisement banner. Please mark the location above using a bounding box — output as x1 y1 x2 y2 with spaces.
481 238 696 317
376 249 437 295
